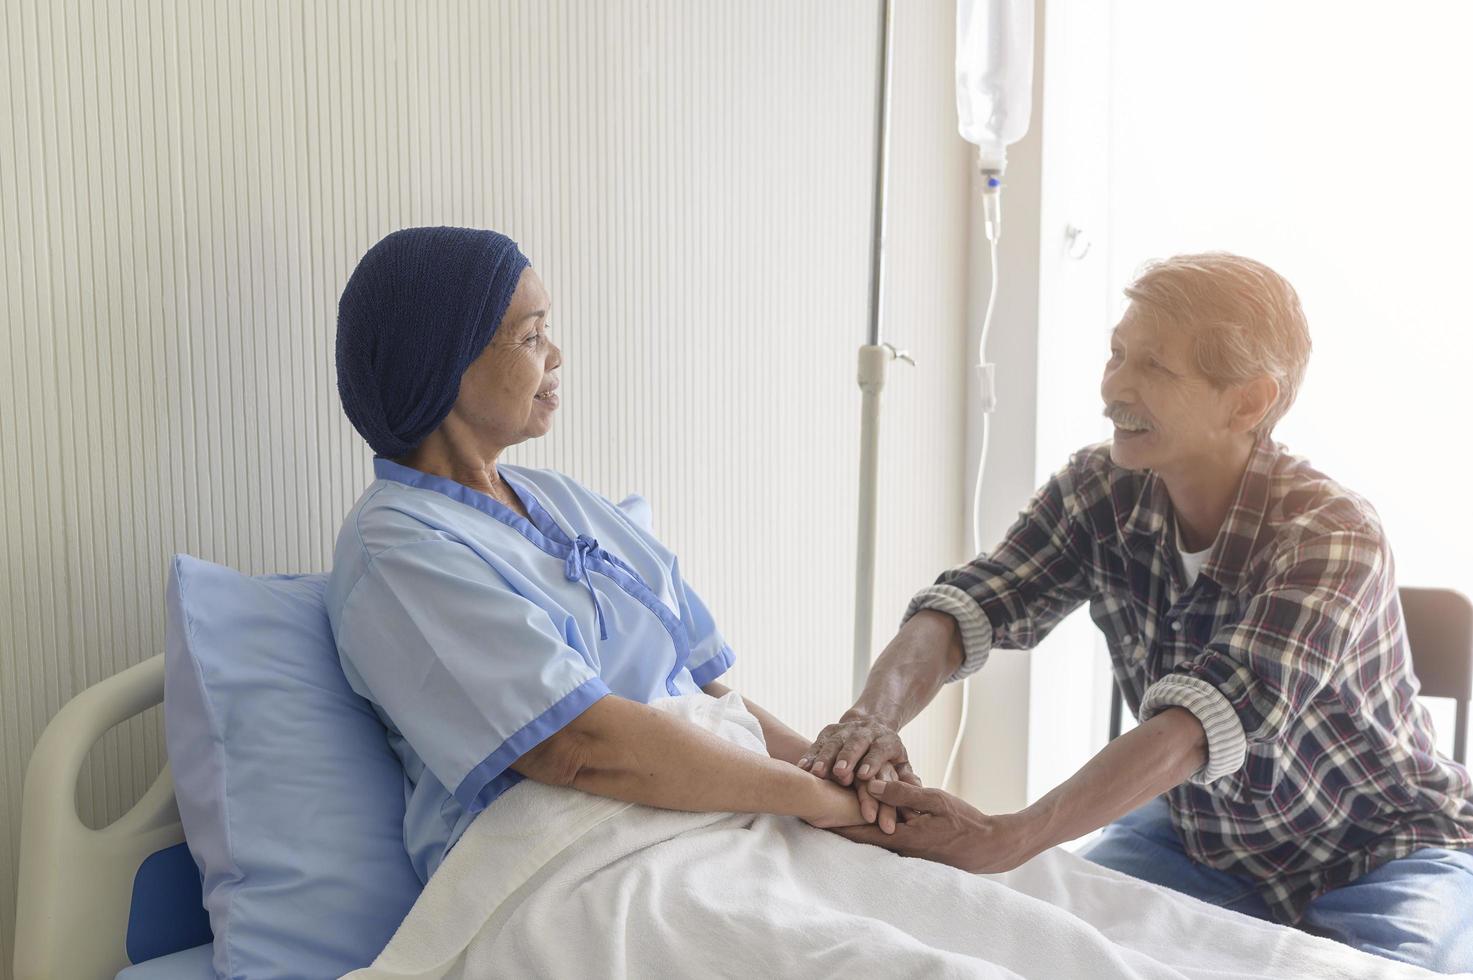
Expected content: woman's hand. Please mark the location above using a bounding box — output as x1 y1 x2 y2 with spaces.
800 773 868 829
858 762 907 833
799 713 920 835
795 762 907 832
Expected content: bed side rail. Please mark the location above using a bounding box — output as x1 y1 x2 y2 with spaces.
13 654 187 980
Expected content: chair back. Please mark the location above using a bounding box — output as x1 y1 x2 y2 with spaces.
1398 588 1473 702
1398 587 1471 765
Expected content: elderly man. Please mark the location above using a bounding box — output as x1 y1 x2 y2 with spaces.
805 253 1473 972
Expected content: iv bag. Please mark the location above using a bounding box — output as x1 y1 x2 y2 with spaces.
956 0 1034 173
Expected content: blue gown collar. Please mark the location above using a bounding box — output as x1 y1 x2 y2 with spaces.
372 456 568 544
372 457 619 639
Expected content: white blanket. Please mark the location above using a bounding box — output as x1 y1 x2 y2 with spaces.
346 693 1433 979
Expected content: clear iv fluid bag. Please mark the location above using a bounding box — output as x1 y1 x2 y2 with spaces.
956 0 1034 173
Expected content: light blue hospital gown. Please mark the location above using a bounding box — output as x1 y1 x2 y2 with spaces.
326 458 735 882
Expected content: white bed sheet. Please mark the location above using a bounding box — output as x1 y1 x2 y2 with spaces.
348 692 1437 979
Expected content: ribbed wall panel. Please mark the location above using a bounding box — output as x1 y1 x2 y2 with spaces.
0 2 970 970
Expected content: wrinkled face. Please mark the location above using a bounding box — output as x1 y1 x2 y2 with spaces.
1099 303 1244 475
449 267 562 450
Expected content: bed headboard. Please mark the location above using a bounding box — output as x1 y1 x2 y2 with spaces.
13 654 211 980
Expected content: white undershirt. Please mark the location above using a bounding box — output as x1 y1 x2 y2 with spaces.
1176 522 1212 588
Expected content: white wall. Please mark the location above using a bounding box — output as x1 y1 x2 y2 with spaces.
1026 0 1118 806
0 2 973 971
1106 0 1473 760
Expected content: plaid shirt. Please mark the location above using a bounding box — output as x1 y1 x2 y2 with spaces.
908 438 1473 923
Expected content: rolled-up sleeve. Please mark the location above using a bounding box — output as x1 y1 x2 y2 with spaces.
334 539 611 814
904 461 1096 682
1141 525 1387 792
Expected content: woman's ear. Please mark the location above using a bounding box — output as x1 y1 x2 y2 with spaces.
1231 376 1279 434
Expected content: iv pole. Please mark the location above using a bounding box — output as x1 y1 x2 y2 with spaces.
852 0 912 700
852 0 1031 789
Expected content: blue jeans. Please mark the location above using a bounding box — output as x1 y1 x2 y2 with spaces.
1080 797 1473 975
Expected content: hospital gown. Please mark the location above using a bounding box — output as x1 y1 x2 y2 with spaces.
326 457 735 882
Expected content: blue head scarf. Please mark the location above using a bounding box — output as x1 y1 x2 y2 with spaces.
336 226 531 458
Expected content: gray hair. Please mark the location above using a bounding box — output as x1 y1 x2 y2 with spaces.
1124 252 1312 436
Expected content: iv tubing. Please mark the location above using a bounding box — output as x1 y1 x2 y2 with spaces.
942 173 1002 793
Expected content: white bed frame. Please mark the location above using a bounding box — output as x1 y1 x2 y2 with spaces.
13 654 187 980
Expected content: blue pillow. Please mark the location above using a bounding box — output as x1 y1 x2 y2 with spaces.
164 556 422 980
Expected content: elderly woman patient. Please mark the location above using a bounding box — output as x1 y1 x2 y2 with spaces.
326 226 887 883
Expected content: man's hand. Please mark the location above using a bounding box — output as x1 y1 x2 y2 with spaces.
799 714 922 832
799 609 960 790
829 779 1039 874
798 714 920 787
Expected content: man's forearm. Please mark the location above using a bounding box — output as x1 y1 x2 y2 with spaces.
1010 706 1208 859
847 609 964 729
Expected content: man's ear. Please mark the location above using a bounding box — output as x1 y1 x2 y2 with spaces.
1231 376 1279 435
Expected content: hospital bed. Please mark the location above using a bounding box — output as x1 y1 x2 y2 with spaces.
12 602 1454 979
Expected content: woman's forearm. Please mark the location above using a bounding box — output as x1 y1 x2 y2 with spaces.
512 695 860 826
701 681 811 765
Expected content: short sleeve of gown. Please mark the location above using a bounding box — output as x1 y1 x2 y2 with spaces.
670 558 735 687
334 538 611 814
602 492 735 688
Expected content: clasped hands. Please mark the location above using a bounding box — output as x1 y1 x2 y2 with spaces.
795 713 1037 874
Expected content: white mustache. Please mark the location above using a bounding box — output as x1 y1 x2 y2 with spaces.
1103 404 1154 429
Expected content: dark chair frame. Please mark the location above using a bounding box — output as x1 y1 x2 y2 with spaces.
1107 586 1473 765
